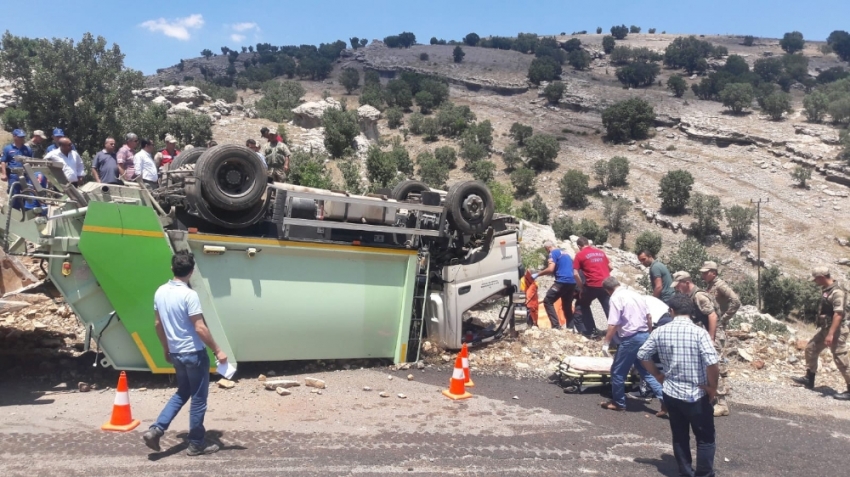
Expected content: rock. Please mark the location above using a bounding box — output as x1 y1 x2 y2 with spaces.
258 374 267 382
379 391 390 398
387 375 393 381
305 377 326 389
264 379 300 390
795 339 808 351
512 396 519 400
738 348 753 362
357 105 381 140
752 359 765 370
787 355 798 364
407 374 414 381
212 99 232 115
217 378 236 389
169 86 205 105
416 361 425 370
275 387 292 396
292 98 341 128
397 393 407 399
838 258 850 266
739 323 752 333
363 386 372 391
151 96 171 109
78 382 91 393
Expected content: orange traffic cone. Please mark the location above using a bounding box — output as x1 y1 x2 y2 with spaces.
460 343 475 388
442 354 473 401
101 371 140 432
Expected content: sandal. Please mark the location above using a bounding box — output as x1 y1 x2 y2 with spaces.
600 401 625 411
656 403 668 418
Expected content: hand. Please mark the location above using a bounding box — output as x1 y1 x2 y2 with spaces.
601 342 611 357
163 351 172 364
284 162 290 173
215 349 228 364
0 174 6 182
531 273 539 280
825 333 834 347
653 373 665 384
699 384 717 401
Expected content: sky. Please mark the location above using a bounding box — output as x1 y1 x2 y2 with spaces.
1 0 848 75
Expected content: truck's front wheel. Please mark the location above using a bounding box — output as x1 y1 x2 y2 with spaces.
196 145 267 211
446 181 495 235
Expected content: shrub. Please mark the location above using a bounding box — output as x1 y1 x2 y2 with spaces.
528 56 561 84
725 204 755 243
754 57 784 83
664 36 714 74
417 152 449 188
601 98 655 143
470 119 494 147
463 33 480 47
790 166 812 188
386 107 403 129
719 83 754 114
760 266 819 320
667 75 687 97
339 159 364 194
829 97 850 123
419 53 429 61
531 195 550 225
610 46 633 65
577 218 609 245
502 144 522 170
723 55 750 76
648 28 656 34
366 145 398 187
421 117 440 141
761 92 792 120
487 181 514 214
630 25 641 34
616 61 660 88
562 38 582 52
1 107 28 131
603 197 632 246
453 45 465 63
256 80 305 122
817 66 849 84
602 35 616 54
712 45 728 58
552 216 575 240
543 81 566 103
634 231 663 258
610 25 628 40
436 102 475 137
407 112 424 134
782 53 809 82
322 108 359 157
434 146 457 169
288 151 335 189
385 79 413 109
802 91 829 122
511 167 536 197
688 193 723 241
469 160 496 182
841 129 850 163
460 139 487 165
665 238 713 286
731 276 758 307
559 169 590 208
568 49 592 70
415 91 436 114
524 134 561 170
607 156 630 187
509 122 533 145
779 31 805 54
359 83 384 110
388 139 413 176
828 30 850 62
743 35 755 46
658 169 694 214
340 68 360 94
596 27 603 34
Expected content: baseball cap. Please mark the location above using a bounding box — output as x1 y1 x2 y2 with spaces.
164 134 177 144
671 271 692 287
699 261 718 273
12 129 26 138
52 128 65 137
33 130 48 140
810 266 830 281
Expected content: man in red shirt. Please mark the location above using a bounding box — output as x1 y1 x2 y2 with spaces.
573 236 612 338
155 134 180 168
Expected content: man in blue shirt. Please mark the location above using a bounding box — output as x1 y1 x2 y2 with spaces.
1 129 35 210
533 240 578 330
45 128 75 154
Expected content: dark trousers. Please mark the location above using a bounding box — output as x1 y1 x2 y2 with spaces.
543 282 575 329
578 286 610 336
664 393 716 477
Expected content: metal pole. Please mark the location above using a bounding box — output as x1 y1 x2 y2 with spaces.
751 198 768 311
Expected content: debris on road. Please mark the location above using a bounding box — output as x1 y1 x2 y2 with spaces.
275 387 291 396
217 378 235 389
379 391 389 398
305 377 326 389
78 382 91 393
407 374 414 381
397 393 407 399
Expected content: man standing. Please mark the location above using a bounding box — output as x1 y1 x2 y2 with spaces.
154 134 180 168
573 236 612 338
117 133 138 181
533 240 577 330
92 138 121 185
46 128 74 154
700 261 741 329
638 250 674 301
599 277 665 413
142 251 227 456
134 138 159 188
260 126 283 144
263 133 291 182
638 293 720 477
792 267 850 400
26 130 48 159
44 138 84 185
246 139 268 168
1 129 33 209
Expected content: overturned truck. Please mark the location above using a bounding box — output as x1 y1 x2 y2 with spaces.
1 145 524 373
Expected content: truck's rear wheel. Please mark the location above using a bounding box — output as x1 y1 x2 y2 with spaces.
446 181 494 235
196 145 267 211
168 147 206 169
391 180 430 201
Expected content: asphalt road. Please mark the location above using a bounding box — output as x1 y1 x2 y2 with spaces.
2 368 849 477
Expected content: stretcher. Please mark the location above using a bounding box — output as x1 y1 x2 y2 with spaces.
556 356 640 394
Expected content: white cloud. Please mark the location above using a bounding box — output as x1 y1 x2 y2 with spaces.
231 22 258 32
140 14 204 41
230 34 246 43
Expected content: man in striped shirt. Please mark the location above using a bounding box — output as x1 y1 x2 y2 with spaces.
638 293 719 477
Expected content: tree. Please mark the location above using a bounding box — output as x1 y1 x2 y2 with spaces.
790 165 812 188
322 108 359 157
615 61 660 88
562 38 582 52
469 160 496 182
817 66 849 84
417 152 449 188
665 238 712 286
658 169 694 214
719 83 754 114
385 79 413 109
782 53 809 82
460 139 487 165
528 57 560 84
664 36 715 74
667 74 687 97
552 216 575 240
610 46 633 65
386 107 403 129
531 195 550 225
415 90 436 114
463 33 480 46
597 27 603 34
453 45 465 63
0 32 144 155
607 156 630 187
434 146 457 169
603 197 632 246
543 81 565 103
288 151 334 189
689 193 723 241
648 28 656 34
255 80 306 122
723 55 750 76
340 68 360 94
602 35 616 54
754 57 784 83
201 48 213 59
487 181 514 215
743 35 755 46
511 167 536 197
360 38 368 48
421 117 440 141
470 119 493 147
828 30 850 62
601 98 655 143
350 37 360 50
366 145 397 188
389 139 413 176
610 25 629 40
436 102 475 137
635 231 663 258
780 31 805 54
502 144 522 171
567 49 591 70
524 134 560 170
559 169 590 208
803 91 829 122
509 122 533 145
630 25 641 34
761 92 792 120
407 112 424 134
339 159 364 194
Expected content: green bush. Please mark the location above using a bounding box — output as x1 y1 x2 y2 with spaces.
780 31 805 54
453 45 465 63
417 152 449 188
408 112 424 134
688 193 723 241
116 103 212 150
725 204 755 243
434 146 457 169
828 30 850 62
552 216 575 240
437 102 475 137
338 159 364 194
385 80 413 110
719 83 754 114
817 67 848 84
419 53 429 61
468 160 496 182
487 181 514 214
593 156 630 188
759 266 820 320
470 120 493 147
359 83 384 111
840 129 850 163
388 139 413 176
524 134 560 170
648 28 656 34
531 195 549 224
568 49 591 70
610 25 629 40
288 150 335 189
386 107 403 129
610 46 633 65
667 75 687 97
743 35 755 46
256 80 306 122
528 56 561 84
509 122 533 145
601 98 655 143
665 238 713 286
603 197 632 246
340 68 360 94
790 165 812 188
803 91 829 122
602 35 616 54
415 90 436 114
543 81 565 103
502 144 522 170
616 61 660 88
562 38 582 52
754 57 784 83
577 218 608 245
1 107 28 131
634 231 663 257
630 25 641 34
559 169 590 208
460 138 487 164
365 145 397 188
664 36 714 74
761 92 792 120
731 276 758 306
322 108 359 157
658 169 694 214
463 33 480 46
421 117 440 141
510 167 536 197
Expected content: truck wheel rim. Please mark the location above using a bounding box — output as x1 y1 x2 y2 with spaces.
461 194 484 222
214 159 252 197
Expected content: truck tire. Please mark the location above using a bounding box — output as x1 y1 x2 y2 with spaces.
196 145 267 211
391 180 430 201
446 181 494 235
168 147 206 169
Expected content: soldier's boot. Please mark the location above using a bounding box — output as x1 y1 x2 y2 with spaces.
834 385 850 401
713 398 730 417
791 370 815 390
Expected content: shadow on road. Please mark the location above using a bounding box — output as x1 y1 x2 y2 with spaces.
634 454 679 477
147 430 247 461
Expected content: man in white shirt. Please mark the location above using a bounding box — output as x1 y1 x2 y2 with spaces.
44 137 84 185
134 138 159 188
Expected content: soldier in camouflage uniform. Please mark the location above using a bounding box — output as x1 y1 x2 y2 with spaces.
262 135 291 183
672 271 731 416
700 261 741 416
792 267 850 400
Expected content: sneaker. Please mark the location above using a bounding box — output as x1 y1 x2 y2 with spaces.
187 442 220 456
834 391 850 401
142 427 163 452
627 390 652 403
713 403 730 417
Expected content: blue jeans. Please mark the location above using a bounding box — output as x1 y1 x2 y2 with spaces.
610 331 664 408
664 393 716 477
152 350 210 446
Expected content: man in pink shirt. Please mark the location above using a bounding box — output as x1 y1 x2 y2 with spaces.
117 133 138 181
599 276 665 414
